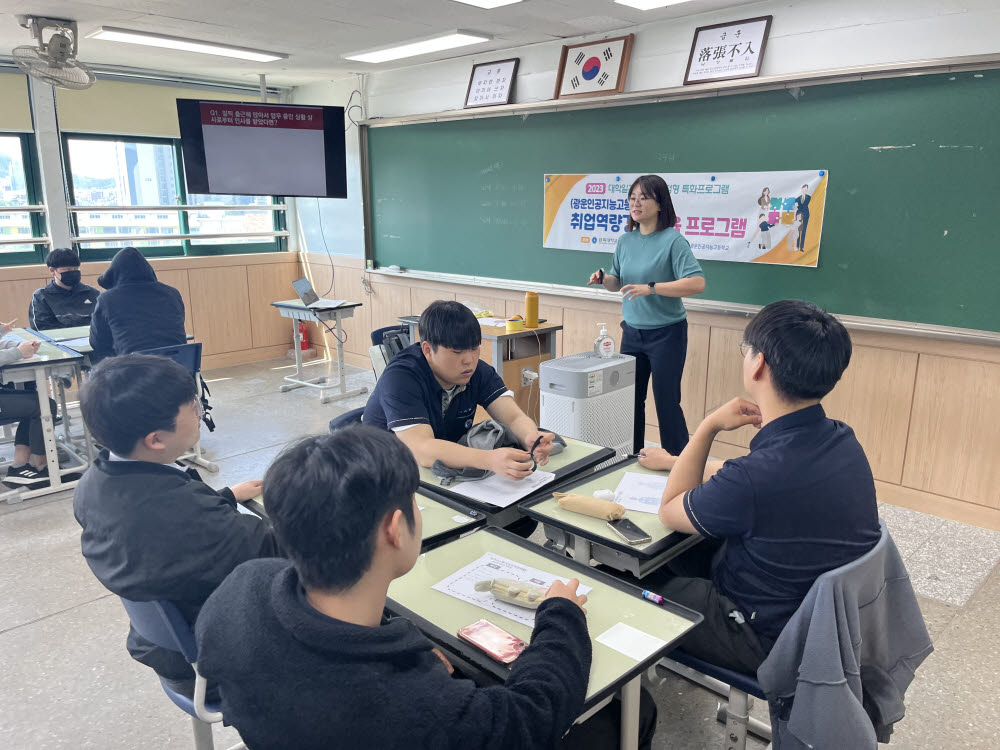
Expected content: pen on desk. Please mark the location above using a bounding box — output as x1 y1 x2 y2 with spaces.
641 590 665 605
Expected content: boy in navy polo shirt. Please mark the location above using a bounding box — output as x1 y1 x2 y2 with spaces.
363 300 554 481
642 300 880 674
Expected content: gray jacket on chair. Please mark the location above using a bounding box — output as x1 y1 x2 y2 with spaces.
757 520 933 749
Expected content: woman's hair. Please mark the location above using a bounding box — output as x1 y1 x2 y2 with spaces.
626 175 677 233
757 188 770 208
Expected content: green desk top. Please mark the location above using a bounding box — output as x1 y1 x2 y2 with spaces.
386 528 700 703
42 326 91 342
246 491 486 551
418 436 615 512
522 459 684 556
0 329 83 369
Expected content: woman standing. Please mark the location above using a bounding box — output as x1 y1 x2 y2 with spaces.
588 175 705 454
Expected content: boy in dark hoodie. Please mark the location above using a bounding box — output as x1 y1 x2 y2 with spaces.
74 354 278 698
29 247 101 331
88 247 186 362
197 426 658 750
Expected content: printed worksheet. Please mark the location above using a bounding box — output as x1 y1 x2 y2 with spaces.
447 470 555 508
613 472 669 514
432 552 592 627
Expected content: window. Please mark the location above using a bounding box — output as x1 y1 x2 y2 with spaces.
64 134 286 260
0 133 47 265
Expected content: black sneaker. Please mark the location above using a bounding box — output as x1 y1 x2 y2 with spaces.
2 465 50 488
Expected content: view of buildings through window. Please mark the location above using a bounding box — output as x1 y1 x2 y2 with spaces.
67 137 277 250
0 135 36 254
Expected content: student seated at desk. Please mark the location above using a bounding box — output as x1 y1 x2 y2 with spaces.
363 300 554 480
88 247 186 363
74 354 278 698
28 247 101 331
0 325 57 488
196 426 657 750
642 300 880 675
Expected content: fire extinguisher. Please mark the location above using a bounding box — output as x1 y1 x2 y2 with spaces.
298 321 310 350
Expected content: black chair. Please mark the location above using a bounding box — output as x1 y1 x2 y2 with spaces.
328 407 364 433
370 324 409 347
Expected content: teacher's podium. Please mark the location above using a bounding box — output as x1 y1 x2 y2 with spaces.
399 315 561 423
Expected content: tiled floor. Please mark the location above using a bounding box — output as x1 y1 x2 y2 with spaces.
1 357 998 749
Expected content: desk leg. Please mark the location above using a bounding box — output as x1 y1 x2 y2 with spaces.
319 314 368 405
34 368 62 491
620 675 641 750
56 376 72 443
572 535 592 565
280 318 326 393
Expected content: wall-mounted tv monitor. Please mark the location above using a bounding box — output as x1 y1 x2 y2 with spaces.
176 99 347 198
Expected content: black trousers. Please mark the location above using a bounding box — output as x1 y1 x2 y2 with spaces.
559 687 658 750
0 390 56 455
620 320 690 455
643 539 770 676
797 212 810 250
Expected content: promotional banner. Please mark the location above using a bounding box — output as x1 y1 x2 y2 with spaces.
543 170 828 267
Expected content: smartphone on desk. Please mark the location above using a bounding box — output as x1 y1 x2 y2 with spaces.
458 619 527 665
607 518 653 546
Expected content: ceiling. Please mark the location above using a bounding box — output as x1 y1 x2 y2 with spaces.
2 0 763 87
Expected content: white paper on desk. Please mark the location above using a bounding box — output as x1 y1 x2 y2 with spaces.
613 472 669 515
477 317 509 327
432 551 593 627
596 622 668 662
446 470 555 508
61 337 90 349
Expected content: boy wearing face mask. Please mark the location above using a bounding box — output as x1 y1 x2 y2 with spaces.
29 248 101 331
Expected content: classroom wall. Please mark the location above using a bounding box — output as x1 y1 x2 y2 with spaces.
0 252 300 369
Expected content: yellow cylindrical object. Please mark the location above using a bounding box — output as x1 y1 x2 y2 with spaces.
506 316 525 333
554 493 627 521
524 291 539 328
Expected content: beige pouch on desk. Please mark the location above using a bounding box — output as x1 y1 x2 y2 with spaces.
554 493 626 521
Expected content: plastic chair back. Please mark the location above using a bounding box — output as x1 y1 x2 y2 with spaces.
138 342 203 376
120 598 198 664
328 407 364 433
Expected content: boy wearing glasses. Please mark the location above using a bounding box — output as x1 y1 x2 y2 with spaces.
73 354 277 699
639 300 880 674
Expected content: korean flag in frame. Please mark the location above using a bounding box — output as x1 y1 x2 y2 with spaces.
555 34 634 99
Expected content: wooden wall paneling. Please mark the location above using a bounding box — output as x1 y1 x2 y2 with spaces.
502 353 550 423
681 324 711 435
0 276 49 325
902 355 1000 508
411 285 455 315
705 326 755 448
154 269 194 337
246 263 300 349
821 346 918 483
334 266 371 356
561 304 623 359
188 266 253 355
367 279 413 332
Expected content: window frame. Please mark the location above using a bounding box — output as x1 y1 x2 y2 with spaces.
0 132 48 266
62 132 286 262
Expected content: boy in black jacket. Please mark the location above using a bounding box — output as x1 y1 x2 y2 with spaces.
74 354 278 698
29 247 101 331
197 427 655 750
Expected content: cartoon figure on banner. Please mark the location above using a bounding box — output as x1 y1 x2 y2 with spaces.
794 184 812 251
788 212 803 253
756 187 771 214
747 213 777 251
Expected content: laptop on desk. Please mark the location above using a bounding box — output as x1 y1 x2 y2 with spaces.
291 278 345 310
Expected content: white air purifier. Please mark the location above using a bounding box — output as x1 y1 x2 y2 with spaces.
539 352 636 464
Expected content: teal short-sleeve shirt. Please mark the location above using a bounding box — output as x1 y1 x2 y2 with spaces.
610 227 704 329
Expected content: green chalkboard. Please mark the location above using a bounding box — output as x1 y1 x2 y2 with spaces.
369 71 999 332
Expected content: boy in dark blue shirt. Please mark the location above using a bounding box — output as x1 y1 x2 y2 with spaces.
641 300 880 674
364 300 554 481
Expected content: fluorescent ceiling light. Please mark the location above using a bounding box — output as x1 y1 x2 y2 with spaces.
449 0 524 8
344 31 491 64
614 0 695 9
87 27 287 62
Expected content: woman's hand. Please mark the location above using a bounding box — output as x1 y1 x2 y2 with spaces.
588 271 603 286
17 340 41 359
620 284 652 301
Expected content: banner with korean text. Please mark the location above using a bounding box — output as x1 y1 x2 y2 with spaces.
543 171 828 267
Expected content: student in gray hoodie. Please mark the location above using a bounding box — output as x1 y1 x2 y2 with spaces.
0 322 56 487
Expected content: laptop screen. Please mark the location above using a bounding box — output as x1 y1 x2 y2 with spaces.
292 278 319 306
